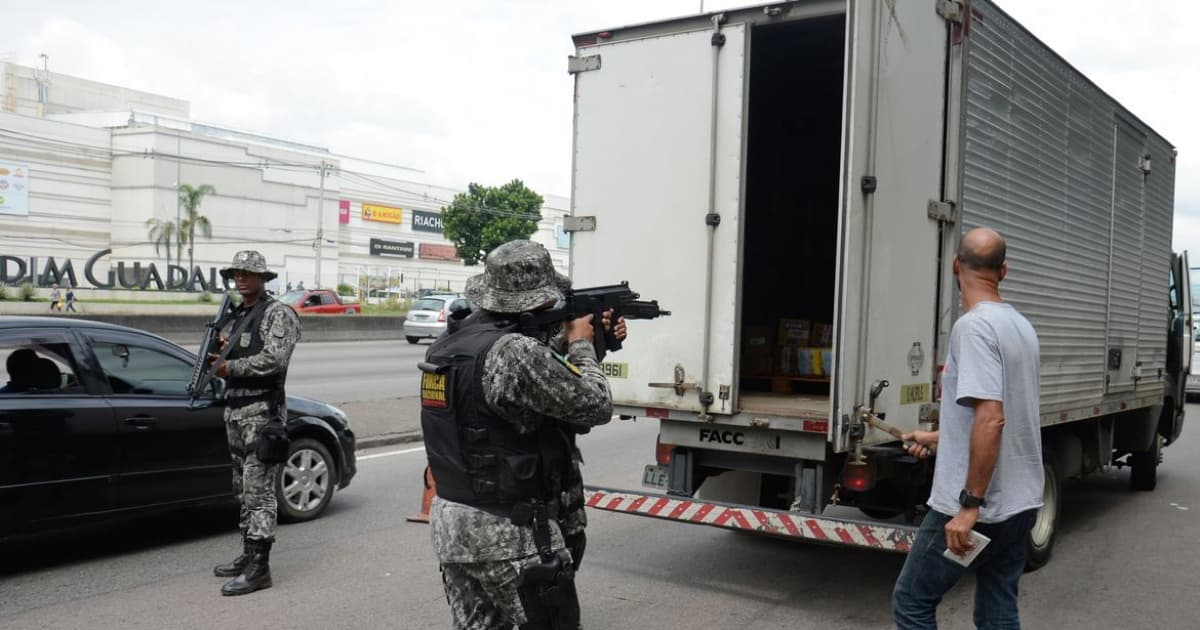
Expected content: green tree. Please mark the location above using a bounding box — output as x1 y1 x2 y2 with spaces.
179 184 215 284
145 217 179 271
441 179 543 265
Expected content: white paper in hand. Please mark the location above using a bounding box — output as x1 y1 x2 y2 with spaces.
942 530 991 567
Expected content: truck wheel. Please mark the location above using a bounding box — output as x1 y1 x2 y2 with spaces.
1025 450 1060 572
1129 436 1162 491
406 336 420 344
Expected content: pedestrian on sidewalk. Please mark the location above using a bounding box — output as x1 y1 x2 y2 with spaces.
206 250 302 597
423 240 613 629
893 228 1043 629
48 284 62 312
65 286 77 312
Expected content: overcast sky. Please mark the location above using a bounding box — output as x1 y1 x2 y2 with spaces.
5 0 1199 254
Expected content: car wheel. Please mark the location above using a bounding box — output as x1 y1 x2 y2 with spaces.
1130 435 1162 492
406 336 421 344
1025 449 1060 571
276 438 336 523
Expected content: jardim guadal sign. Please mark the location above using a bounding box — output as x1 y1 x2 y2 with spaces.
0 249 231 292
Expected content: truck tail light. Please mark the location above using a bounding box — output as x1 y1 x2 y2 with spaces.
841 461 874 492
655 435 674 466
438 308 447 322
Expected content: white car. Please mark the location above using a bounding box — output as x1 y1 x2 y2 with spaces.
404 295 470 344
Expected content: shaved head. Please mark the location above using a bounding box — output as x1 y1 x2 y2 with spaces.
956 228 1007 273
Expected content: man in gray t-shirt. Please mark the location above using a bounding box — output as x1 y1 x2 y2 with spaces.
893 228 1043 629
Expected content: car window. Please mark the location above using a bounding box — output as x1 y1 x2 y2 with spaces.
413 298 445 312
90 339 194 397
0 333 84 395
320 293 337 305
278 291 305 306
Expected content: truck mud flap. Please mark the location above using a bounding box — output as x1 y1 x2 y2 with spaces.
584 486 917 553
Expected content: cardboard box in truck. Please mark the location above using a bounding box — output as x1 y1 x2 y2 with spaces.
567 0 1191 569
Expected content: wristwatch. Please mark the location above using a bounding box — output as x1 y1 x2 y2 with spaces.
958 489 986 508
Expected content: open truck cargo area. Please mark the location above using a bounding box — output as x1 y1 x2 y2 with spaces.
568 0 1189 570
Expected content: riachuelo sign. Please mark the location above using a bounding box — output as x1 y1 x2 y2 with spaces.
0 249 232 292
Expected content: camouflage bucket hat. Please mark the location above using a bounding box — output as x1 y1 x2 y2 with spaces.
220 250 278 282
464 240 562 314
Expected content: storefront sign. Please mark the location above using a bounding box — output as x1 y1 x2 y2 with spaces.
0 249 225 291
419 243 461 262
362 203 402 224
0 163 31 216
338 199 350 224
370 238 415 258
412 209 444 233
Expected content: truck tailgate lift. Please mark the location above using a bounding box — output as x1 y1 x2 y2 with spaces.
585 486 917 553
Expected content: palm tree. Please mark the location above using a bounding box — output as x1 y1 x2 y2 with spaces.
145 217 179 273
179 184 215 289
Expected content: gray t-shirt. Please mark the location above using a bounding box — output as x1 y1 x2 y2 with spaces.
928 301 1044 523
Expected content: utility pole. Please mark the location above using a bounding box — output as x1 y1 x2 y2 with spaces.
314 161 327 288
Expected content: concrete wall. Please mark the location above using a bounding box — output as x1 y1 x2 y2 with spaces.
1 62 189 118
33 313 406 345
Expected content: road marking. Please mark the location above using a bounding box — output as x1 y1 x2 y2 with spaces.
358 445 425 461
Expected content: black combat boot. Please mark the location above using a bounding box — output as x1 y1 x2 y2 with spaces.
220 539 273 596
213 537 252 577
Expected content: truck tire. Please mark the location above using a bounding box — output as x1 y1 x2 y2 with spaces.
1129 436 1161 491
406 336 420 344
1025 450 1060 572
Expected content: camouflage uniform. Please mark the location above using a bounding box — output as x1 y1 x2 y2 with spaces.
225 298 301 541
211 250 300 597
548 330 589 545
430 241 612 630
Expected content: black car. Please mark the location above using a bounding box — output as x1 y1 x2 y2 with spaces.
0 316 356 537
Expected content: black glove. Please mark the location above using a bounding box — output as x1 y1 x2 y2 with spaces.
565 531 587 571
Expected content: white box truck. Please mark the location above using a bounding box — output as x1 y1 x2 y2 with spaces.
566 0 1191 569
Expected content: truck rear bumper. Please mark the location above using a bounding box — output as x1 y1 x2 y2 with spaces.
585 486 917 553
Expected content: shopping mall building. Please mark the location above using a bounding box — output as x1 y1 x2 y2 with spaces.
0 61 570 298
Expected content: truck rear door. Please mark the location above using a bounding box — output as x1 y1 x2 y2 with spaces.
831 0 949 450
568 18 747 415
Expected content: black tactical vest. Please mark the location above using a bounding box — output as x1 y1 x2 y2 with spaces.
225 297 285 392
420 314 576 519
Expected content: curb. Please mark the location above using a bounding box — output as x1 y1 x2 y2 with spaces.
356 431 424 451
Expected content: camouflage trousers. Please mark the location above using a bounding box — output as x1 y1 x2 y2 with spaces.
440 555 582 630
224 401 281 541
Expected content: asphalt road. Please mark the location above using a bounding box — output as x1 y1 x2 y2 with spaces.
286 339 428 404
3 411 1199 629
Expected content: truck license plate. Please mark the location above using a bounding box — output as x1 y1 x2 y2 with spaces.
642 464 669 490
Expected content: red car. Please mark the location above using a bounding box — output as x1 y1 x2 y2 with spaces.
278 289 361 315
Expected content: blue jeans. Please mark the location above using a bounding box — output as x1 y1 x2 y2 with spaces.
893 508 1037 629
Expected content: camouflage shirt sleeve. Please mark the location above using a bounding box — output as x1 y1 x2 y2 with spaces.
548 329 568 355
229 301 302 378
482 334 612 433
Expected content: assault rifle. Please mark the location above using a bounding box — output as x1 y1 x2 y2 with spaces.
188 293 235 402
520 282 670 361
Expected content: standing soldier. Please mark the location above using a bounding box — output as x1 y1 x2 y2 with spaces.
422 240 613 629
207 250 302 596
